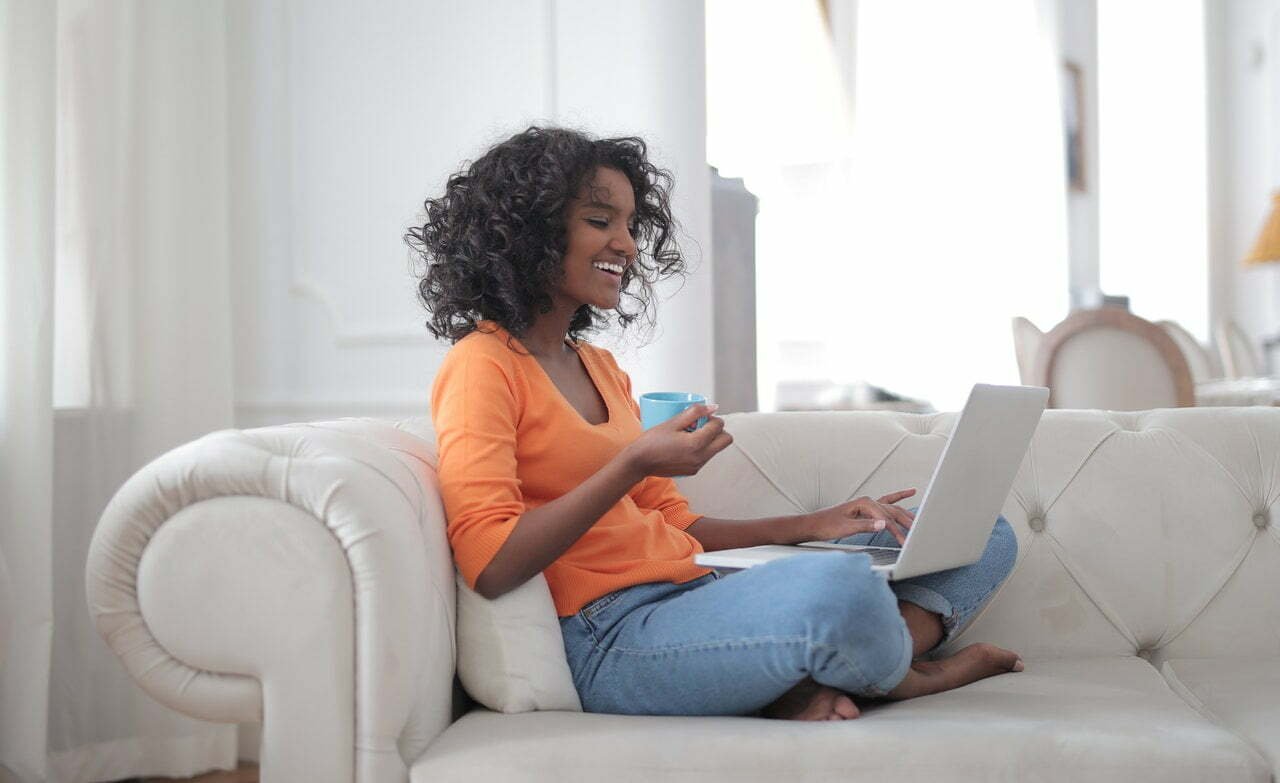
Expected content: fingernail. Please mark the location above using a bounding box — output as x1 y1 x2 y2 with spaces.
1013 659 1025 672
873 519 886 530
707 403 719 413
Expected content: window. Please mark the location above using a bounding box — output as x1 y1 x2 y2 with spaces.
1097 0 1208 340
708 0 1068 412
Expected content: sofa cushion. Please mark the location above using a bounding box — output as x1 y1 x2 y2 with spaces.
412 657 1268 782
1162 658 1280 770
454 571 582 713
384 417 580 714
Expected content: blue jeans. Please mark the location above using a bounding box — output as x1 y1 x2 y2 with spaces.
559 515 1017 716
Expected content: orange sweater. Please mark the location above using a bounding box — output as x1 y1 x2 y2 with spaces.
430 320 713 617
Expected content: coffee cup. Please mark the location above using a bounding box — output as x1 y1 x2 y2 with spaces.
639 392 709 431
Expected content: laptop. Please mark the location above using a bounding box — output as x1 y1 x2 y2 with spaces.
693 384 1048 581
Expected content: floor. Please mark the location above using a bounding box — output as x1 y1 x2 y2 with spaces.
129 764 258 783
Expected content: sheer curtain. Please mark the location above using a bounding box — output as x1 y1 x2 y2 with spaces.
1 2 56 781
4 1 240 780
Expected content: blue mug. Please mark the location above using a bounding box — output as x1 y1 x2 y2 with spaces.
639 392 708 431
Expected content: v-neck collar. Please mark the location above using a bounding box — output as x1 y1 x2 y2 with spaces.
480 321 613 428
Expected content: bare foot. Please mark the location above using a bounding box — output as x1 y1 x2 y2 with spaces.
759 677 860 721
887 643 1024 700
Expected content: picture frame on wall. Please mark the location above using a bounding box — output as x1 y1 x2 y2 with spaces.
1062 60 1086 193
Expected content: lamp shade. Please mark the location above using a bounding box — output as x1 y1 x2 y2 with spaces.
1245 192 1280 265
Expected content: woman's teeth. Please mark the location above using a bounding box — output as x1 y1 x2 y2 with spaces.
593 261 623 276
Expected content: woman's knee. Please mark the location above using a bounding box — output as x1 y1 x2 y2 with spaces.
793 554 909 692
786 553 903 645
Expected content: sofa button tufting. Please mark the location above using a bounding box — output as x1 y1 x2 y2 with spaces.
1136 648 1153 661
1254 513 1269 529
1028 516 1045 532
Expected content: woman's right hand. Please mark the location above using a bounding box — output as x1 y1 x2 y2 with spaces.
622 403 733 478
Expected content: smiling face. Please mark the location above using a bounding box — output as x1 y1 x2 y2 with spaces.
554 166 638 313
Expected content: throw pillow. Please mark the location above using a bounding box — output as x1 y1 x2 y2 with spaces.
454 569 583 713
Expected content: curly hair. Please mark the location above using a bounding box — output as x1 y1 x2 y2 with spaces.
406 126 687 349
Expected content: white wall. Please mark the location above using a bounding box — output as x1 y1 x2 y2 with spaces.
227 1 712 428
1207 0 1280 360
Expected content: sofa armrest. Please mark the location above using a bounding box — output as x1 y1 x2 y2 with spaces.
86 421 456 783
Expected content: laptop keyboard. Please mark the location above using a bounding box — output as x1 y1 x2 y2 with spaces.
864 549 902 566
798 542 902 566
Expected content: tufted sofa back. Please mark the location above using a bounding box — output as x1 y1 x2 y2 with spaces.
676 408 1280 666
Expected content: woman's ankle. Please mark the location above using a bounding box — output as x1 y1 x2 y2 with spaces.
898 600 943 658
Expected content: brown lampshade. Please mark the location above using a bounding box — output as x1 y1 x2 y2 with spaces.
1246 192 1280 265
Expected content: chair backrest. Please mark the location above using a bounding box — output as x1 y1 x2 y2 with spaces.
1033 308 1194 409
1010 316 1044 386
1158 320 1218 384
1215 320 1262 379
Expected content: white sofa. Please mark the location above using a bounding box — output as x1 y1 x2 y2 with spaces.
85 408 1280 782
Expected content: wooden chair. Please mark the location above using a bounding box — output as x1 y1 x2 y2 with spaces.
1157 320 1220 383
1033 309 1195 409
1010 316 1044 386
1214 320 1263 379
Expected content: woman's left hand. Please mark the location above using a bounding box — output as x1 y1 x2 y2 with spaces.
784 489 917 546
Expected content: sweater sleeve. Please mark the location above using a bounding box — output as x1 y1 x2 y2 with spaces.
430 345 527 590
607 354 705 531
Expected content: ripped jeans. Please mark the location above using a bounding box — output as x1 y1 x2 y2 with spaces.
558 516 1017 716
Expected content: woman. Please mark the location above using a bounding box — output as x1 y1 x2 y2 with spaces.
408 126 1022 721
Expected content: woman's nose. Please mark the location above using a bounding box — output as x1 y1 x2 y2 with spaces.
612 227 637 258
